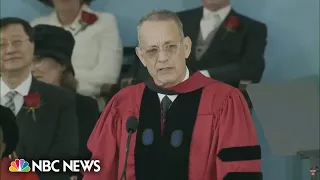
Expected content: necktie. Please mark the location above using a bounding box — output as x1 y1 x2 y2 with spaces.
5 91 17 114
200 13 220 40
160 96 172 135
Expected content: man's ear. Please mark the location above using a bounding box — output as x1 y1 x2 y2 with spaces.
183 36 192 59
136 47 147 67
30 41 35 53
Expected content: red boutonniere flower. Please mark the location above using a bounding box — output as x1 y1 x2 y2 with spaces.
222 15 240 39
24 93 41 121
75 11 98 35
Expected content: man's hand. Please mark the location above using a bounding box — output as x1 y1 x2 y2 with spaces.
9 151 18 160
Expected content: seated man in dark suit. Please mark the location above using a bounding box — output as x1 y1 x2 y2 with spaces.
31 24 100 179
0 105 38 180
0 17 78 180
177 0 267 109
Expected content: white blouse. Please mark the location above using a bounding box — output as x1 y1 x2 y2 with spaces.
31 4 123 98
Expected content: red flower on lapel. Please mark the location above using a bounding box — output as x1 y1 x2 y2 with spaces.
222 15 240 39
225 15 240 31
75 11 98 36
81 11 98 24
24 93 41 121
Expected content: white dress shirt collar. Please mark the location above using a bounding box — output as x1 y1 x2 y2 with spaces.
158 67 189 102
203 5 231 20
0 73 32 98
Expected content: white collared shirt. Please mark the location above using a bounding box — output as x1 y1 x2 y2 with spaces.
157 67 190 103
200 5 231 40
203 5 231 21
0 73 32 115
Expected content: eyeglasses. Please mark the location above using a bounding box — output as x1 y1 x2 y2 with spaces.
140 41 181 61
0 39 29 51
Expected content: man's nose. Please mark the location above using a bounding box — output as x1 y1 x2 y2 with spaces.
5 44 17 54
157 50 168 63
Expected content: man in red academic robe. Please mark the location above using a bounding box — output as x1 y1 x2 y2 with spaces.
83 10 262 180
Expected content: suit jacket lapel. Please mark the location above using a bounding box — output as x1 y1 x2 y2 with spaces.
71 4 96 36
48 9 82 36
28 77 40 93
16 103 26 120
16 78 40 118
15 78 40 157
187 8 239 60
207 9 237 52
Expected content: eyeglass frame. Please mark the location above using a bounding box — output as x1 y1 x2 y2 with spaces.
137 40 184 61
0 38 30 51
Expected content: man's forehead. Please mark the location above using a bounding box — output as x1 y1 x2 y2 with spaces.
0 24 26 38
139 36 178 47
139 20 181 47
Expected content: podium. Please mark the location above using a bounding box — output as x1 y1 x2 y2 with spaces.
247 75 319 180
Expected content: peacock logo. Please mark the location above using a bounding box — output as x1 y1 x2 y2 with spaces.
9 159 31 172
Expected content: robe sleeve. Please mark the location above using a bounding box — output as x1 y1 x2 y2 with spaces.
82 96 121 180
216 89 262 180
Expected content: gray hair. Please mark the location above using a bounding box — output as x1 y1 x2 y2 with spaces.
137 10 184 44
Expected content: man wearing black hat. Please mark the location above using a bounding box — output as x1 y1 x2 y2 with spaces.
0 17 78 180
32 24 100 179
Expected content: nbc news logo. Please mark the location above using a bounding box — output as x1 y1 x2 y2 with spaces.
9 159 31 172
10 159 100 173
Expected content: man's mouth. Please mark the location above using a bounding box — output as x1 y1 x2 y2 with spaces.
5 57 21 62
159 67 173 72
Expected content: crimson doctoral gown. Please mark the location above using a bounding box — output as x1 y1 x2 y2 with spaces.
83 72 262 180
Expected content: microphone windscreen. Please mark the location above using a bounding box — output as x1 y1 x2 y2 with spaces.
126 116 138 133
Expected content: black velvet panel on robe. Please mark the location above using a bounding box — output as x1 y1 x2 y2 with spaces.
134 86 202 180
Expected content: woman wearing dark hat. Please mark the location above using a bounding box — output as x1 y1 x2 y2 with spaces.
31 24 100 179
0 105 39 180
31 0 123 112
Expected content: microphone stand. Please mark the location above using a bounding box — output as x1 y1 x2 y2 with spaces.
120 131 133 180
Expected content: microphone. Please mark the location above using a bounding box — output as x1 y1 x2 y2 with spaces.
126 116 138 134
120 116 138 180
